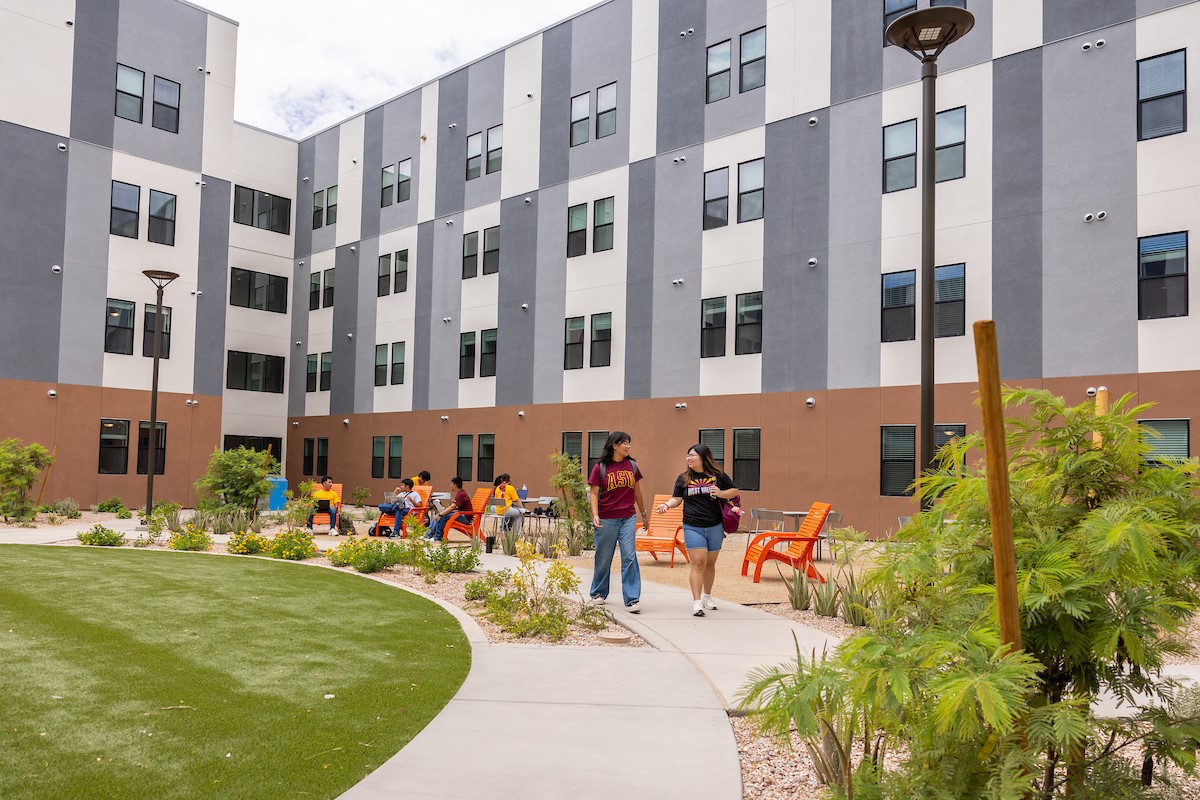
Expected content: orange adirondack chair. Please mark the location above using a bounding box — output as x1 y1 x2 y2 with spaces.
311 483 343 532
635 494 689 567
741 501 832 583
373 485 433 537
442 487 494 542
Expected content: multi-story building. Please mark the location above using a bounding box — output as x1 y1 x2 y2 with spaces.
1 0 1196 535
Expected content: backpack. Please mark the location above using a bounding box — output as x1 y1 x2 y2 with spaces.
597 458 637 486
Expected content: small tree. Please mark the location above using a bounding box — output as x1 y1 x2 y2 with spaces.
548 451 593 551
0 438 54 522
194 447 279 518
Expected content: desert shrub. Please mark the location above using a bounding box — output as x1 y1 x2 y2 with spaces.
426 543 481 574
143 501 182 540
194 446 278 518
270 528 316 561
166 505 185 532
96 495 127 514
0 438 54 522
227 531 270 555
50 497 82 519
548 451 593 552
498 525 520 556
776 564 812 612
361 507 380 522
77 525 125 547
168 525 213 551
464 569 510 601
115 507 132 519
190 508 214 532
350 486 371 507
131 534 153 548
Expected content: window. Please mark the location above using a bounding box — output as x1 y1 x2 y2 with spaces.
377 253 392 297
374 344 388 386
459 332 476 379
883 119 917 192
115 64 144 122
483 226 501 274
105 299 135 355
593 197 615 252
381 164 395 207
388 436 403 479
303 438 314 476
136 421 167 475
562 432 583 469
701 297 726 358
884 0 917 45
306 354 317 393
233 185 290 235
98 419 130 474
147 189 176 246
571 93 590 146
325 186 338 225
309 273 321 311
110 181 139 238
935 264 966 337
564 317 585 370
486 125 503 174
1139 232 1188 319
935 424 967 465
740 27 766 92
316 437 329 477
882 271 917 342
477 434 495 482
704 168 729 230
322 268 335 308
391 341 405 385
372 436 385 478
936 107 966 182
466 132 482 180
312 189 324 229
223 435 282 456
152 76 180 133
590 313 612 368
931 0 967 6
457 435 473 482
699 428 725 468
319 352 332 391
596 83 617 138
397 159 412 202
480 329 497 377
881 425 916 496
732 428 761 491
230 268 287 313
142 304 171 359
226 351 286 393
706 41 731 103
1141 419 1190 463
567 204 587 257
737 159 764 223
395 250 409 293
588 431 608 475
735 291 763 355
462 232 479 279
1139 50 1187 141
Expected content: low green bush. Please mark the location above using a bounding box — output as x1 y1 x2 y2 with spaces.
50 497 82 519
270 528 316 561
168 525 213 551
350 486 371 507
426 543 481 574
115 507 132 520
227 531 270 555
327 537 401 573
77 525 124 547
96 495 127 514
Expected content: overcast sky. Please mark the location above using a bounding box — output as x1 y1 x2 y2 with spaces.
197 0 602 139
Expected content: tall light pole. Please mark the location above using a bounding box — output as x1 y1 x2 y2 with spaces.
885 6 974 509
142 269 179 517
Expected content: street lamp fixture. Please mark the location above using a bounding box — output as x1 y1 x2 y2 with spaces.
142 270 179 520
885 6 974 510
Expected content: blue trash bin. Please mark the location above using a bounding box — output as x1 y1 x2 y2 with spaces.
266 476 288 511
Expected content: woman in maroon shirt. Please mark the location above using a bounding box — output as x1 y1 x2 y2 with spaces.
587 431 649 613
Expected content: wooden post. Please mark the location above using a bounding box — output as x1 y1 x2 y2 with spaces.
972 321 1022 653
35 445 58 508
1093 387 1110 447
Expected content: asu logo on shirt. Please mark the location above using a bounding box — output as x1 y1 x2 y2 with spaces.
685 477 716 497
606 469 636 491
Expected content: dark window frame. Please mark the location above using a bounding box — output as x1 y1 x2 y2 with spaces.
1139 231 1189 320
466 132 483 180
372 436 385 478
462 231 479 279
590 313 612 368
325 185 338 225
701 296 727 358
587 431 608 475
306 353 318 393
381 164 395 207
882 270 917 343
136 420 167 475
303 437 314 476
934 263 966 338
374 344 388 387
567 203 587 257
564 316 585 370
319 351 332 392
391 341 405 385
229 267 288 313
562 432 583 472
706 40 732 103
457 434 473 483
1140 418 1191 464
394 249 409 293
477 433 495 483
142 304 171 359
322 268 335 308
699 428 725 469
397 158 412 202
115 64 144 123
593 197 615 252
737 159 764 223
735 291 763 356
233 185 290 235
739 27 767 93
459 332 476 380
387 435 403 480
225 350 286 393
482 226 500 275
596 82 617 139
1138 49 1187 141
884 0 918 46
316 437 329 477
486 124 503 174
312 189 324 229
883 118 917 193
105 298 135 355
98 418 130 475
147 189 176 246
480 329 497 378
110 180 140 239
309 272 321 311
377 253 392 297
881 424 916 496
732 428 761 491
570 92 590 146
151 75 180 133
703 167 729 231
935 106 967 183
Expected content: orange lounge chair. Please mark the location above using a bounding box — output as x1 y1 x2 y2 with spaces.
741 501 832 583
373 485 433 537
442 487 494 542
635 494 688 567
311 483 343 532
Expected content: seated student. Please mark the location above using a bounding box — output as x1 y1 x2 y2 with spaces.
426 476 472 541
405 470 432 520
395 478 423 530
306 476 341 534
494 473 524 534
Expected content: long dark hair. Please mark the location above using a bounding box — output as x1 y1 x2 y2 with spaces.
599 431 632 464
683 443 722 481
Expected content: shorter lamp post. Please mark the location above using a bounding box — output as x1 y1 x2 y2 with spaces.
142 269 179 518
885 6 974 508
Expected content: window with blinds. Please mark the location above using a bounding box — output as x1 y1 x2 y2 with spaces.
733 428 760 491
1140 419 1190 463
588 431 609 475
699 429 725 468
935 263 966 337
882 270 916 342
1138 232 1188 320
881 425 916 496
1138 50 1186 141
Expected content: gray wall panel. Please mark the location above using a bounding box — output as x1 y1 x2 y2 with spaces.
1045 0 1135 41
360 107 384 243
294 138 315 258
113 0 207 172
194 175 231 396
539 23 572 190
656 0 707 154
495 195 539 406
532 184 568 405
624 158 656 399
309 127 340 255
69 0 119 149
1137 0 1195 15
991 49 1044 381
702 1 766 142
411 221 435 410
763 113 829 392
1041 25 1138 377
427 215 465 409
58 142 113 387
353 237 379 414
651 147 703 397
830 1 883 104
568 0 633 180
0 123 68 382
287 256 308 417
826 96 882 390
329 243 360 414
435 70 469 219
463 53 505 211
379 91 422 235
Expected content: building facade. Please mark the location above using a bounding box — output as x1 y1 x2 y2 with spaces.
1 0 1196 535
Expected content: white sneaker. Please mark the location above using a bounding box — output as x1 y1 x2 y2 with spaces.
627 602 640 614
702 595 718 611
328 530 339 536
693 600 705 617
590 596 606 606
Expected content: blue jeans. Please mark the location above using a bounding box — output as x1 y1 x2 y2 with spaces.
307 507 337 530
427 513 451 541
590 516 640 606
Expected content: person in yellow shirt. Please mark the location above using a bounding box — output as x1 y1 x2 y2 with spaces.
306 476 341 533
493 473 524 534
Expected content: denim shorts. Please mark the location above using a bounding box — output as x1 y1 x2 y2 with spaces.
682 522 724 552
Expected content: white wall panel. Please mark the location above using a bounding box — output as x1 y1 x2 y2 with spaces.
0 4 74 136
501 35 542 198
335 113 364 245
992 0 1042 58
201 14 238 178
629 0 659 162
418 82 440 223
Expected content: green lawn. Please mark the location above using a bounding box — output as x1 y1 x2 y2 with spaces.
0 545 471 799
